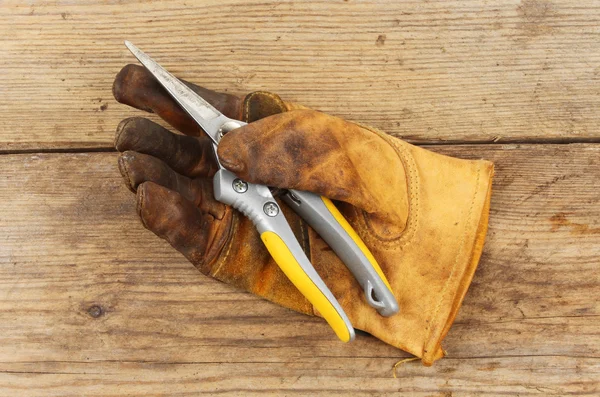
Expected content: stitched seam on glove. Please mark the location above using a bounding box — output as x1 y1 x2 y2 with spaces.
209 210 239 278
349 123 420 247
422 163 483 355
243 91 286 122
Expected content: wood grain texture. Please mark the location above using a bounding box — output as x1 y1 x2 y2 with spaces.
0 145 598 395
2 0 600 150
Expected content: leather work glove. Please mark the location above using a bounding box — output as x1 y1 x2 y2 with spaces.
113 64 494 365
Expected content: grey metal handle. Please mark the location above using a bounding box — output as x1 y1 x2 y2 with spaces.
213 169 355 342
283 190 399 317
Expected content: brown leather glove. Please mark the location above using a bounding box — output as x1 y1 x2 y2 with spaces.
113 64 494 365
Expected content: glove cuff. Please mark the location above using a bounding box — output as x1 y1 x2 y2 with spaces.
345 129 494 365
219 94 494 365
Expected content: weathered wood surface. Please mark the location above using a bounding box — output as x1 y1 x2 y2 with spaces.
2 0 600 151
0 145 598 395
1 0 600 394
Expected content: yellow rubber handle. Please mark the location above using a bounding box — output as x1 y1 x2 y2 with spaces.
321 197 393 292
260 231 352 342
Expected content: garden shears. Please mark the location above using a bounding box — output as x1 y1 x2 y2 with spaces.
125 41 399 342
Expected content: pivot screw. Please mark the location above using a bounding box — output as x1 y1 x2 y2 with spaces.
232 179 248 193
263 202 279 217
218 121 243 139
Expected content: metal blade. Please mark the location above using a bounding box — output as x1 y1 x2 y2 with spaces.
124 40 226 144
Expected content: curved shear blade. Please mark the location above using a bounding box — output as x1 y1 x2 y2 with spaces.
124 40 227 144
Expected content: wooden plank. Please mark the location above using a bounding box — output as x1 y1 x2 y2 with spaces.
0 144 598 395
0 357 596 396
2 0 600 150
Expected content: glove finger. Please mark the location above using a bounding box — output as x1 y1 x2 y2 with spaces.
136 181 232 272
217 109 409 223
113 64 242 136
115 117 218 178
118 150 226 220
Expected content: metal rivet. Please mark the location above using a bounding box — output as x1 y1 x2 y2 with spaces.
232 179 248 193
263 202 279 217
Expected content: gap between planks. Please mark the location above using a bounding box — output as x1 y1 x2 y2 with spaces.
4 137 600 156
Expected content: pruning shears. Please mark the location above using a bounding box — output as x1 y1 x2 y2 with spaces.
125 41 399 342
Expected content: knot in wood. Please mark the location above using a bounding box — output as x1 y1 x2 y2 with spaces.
87 305 104 318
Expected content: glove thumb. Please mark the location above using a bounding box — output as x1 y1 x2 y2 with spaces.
217 109 410 230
